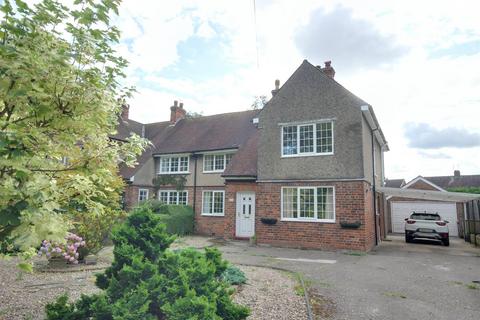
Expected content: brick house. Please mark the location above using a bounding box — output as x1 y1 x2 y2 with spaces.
385 171 480 238
114 60 389 251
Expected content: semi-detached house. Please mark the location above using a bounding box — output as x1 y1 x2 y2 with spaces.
113 60 389 251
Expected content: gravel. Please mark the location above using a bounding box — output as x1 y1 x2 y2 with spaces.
1 256 307 320
234 265 308 320
0 257 102 320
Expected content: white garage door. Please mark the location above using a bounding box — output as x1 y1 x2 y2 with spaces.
391 202 458 236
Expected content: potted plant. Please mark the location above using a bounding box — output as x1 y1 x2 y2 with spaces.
260 217 278 225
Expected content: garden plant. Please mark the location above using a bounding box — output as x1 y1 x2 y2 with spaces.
45 207 250 319
0 0 148 262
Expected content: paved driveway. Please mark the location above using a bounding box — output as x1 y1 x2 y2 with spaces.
214 235 480 320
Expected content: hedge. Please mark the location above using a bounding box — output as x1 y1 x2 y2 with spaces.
136 201 194 236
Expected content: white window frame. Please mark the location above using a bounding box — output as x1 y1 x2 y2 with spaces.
280 186 335 223
157 190 188 205
201 190 225 216
138 188 149 202
281 121 334 157
157 155 190 174
203 153 234 173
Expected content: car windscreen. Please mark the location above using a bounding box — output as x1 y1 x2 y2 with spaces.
410 213 441 221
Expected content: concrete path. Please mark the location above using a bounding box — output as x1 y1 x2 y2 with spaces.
206 235 480 320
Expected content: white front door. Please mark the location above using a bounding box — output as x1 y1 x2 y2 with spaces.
236 192 255 237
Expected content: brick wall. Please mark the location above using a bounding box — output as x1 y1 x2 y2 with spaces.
224 181 257 239
193 186 227 237
255 181 376 251
124 185 155 211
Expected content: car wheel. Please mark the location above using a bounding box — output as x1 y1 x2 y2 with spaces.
405 234 412 243
442 238 450 246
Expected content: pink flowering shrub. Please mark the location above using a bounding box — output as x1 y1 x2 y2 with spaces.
38 233 86 264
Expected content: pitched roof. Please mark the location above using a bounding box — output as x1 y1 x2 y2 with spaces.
112 118 144 141
386 174 480 191
384 179 406 188
424 174 480 190
222 130 259 178
116 110 259 179
150 110 259 154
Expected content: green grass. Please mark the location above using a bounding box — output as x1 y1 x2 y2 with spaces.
466 283 479 290
343 251 367 256
383 291 407 299
283 271 311 296
449 280 479 290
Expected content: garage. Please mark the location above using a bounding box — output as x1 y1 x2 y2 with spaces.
391 201 458 236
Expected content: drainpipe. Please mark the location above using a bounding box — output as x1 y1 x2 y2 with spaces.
371 128 379 246
192 154 198 214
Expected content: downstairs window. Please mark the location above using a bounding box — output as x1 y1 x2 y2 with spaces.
281 186 335 222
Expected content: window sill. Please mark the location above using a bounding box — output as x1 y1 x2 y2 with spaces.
281 152 334 158
203 170 224 174
157 172 190 175
201 213 225 217
280 218 336 223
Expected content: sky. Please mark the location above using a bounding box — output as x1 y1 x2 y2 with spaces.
14 0 480 180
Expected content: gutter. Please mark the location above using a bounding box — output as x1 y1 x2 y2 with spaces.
361 105 389 152
192 154 198 214
371 128 379 246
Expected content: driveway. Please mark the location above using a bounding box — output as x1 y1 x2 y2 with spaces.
211 235 480 320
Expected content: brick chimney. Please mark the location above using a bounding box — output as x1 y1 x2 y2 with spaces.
121 103 129 120
271 79 280 97
321 60 335 79
454 170 461 177
170 100 186 124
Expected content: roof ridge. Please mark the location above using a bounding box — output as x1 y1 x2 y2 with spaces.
186 109 258 120
426 174 480 178
304 59 370 106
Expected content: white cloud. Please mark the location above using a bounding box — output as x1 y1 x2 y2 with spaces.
115 0 480 178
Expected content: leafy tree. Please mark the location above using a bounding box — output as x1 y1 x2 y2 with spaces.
45 207 250 319
185 110 203 119
0 0 148 254
251 95 267 110
447 187 480 194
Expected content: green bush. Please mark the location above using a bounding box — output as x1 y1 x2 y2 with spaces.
136 200 194 236
222 265 247 285
45 207 249 320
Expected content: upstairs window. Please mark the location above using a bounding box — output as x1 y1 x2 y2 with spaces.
282 121 333 156
159 156 189 174
203 153 234 173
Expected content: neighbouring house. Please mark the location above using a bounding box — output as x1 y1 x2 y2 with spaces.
385 171 480 238
114 60 389 251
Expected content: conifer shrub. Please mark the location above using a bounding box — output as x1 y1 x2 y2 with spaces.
222 265 248 285
45 207 249 319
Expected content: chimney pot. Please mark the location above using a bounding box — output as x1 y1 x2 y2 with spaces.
170 100 186 124
272 79 281 97
320 60 335 79
454 170 460 177
121 103 129 120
